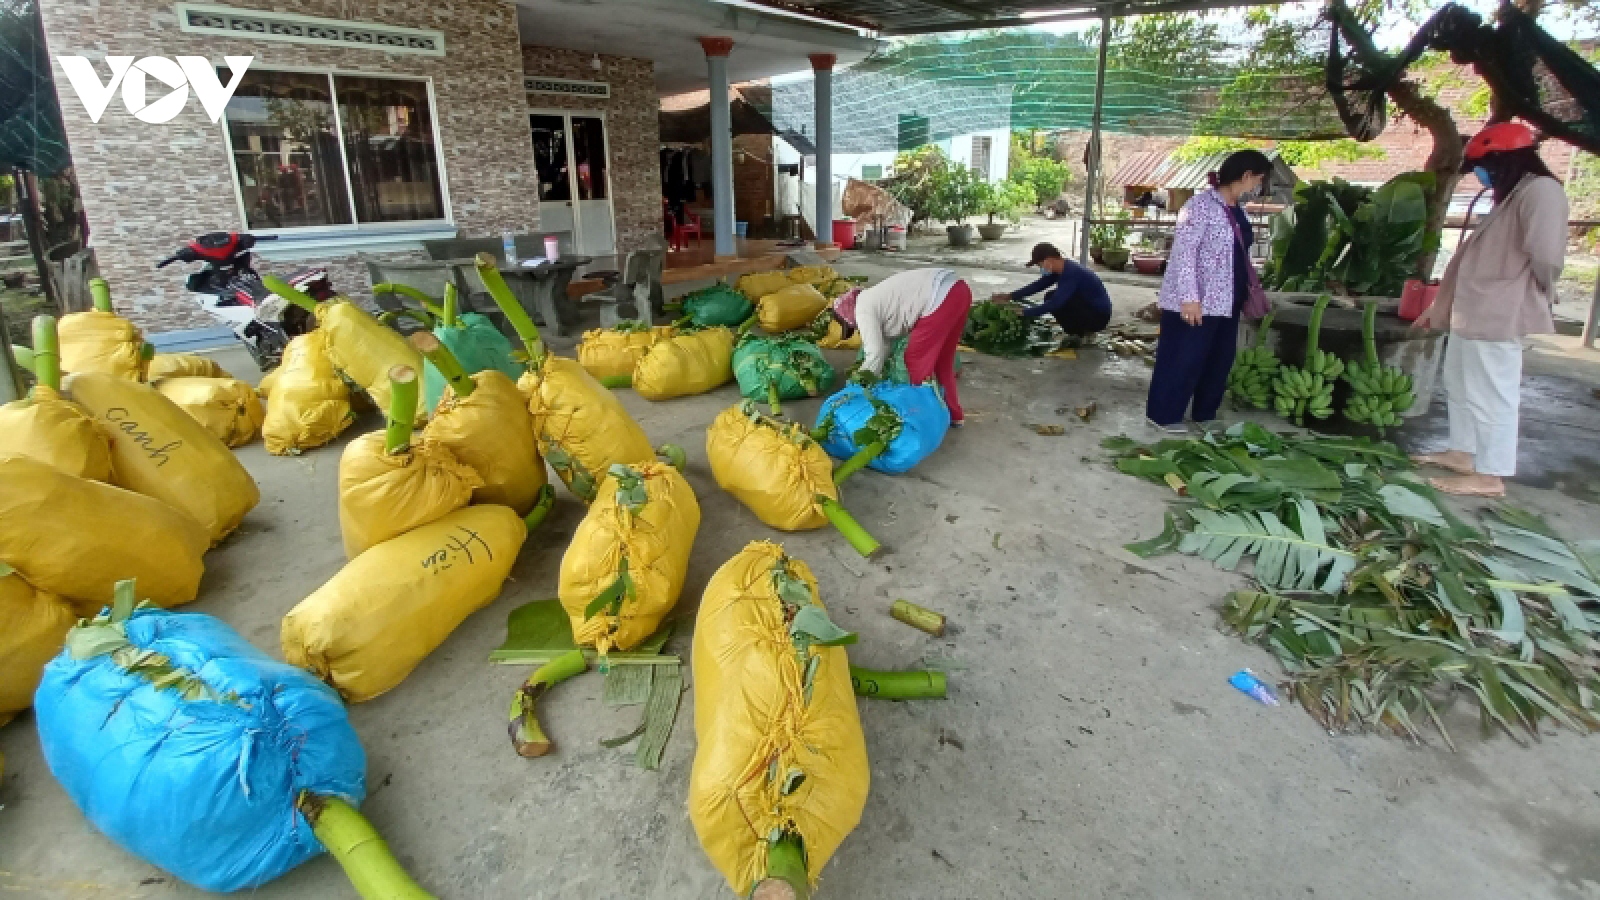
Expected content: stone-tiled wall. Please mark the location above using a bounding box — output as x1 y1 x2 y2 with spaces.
37 0 539 331
521 47 660 255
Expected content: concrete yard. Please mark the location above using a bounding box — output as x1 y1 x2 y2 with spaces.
3 254 1600 899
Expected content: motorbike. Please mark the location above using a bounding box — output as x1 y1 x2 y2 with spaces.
157 232 322 371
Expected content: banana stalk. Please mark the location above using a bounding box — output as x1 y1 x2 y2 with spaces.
296 792 434 900
473 253 545 368
383 366 419 454
815 495 880 557
850 666 947 699
260 275 320 314
507 649 587 757
31 315 59 391
753 834 809 900
832 441 886 483
408 331 474 399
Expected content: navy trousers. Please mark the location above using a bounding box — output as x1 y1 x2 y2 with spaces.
1146 310 1238 426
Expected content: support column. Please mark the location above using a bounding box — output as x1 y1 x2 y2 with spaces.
1078 16 1111 265
700 37 737 261
810 53 837 249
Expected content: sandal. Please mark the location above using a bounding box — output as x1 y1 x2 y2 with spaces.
1410 452 1475 475
1429 475 1506 498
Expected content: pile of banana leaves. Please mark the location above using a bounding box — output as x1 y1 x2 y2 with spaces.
1107 423 1600 747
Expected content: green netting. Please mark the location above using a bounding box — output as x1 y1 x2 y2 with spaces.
774 27 1349 152
0 0 72 175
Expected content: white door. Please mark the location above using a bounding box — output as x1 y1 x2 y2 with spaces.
529 112 615 256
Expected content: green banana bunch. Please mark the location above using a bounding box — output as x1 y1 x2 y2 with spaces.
1227 312 1280 410
1341 301 1415 434
1271 294 1341 426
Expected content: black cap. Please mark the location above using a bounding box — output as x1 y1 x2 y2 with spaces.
1026 242 1062 266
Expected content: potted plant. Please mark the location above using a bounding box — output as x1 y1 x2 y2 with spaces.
1130 236 1166 275
929 164 981 246
975 179 1030 241
1090 213 1131 270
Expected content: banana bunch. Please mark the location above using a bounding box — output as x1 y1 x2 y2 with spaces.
1227 312 1279 409
1271 295 1340 426
1271 365 1335 422
1342 301 1414 432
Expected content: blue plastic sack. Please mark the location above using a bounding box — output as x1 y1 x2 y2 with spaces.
815 382 950 474
424 312 522 412
34 608 366 893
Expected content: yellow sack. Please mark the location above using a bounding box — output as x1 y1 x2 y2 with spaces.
68 373 260 543
154 376 264 448
337 431 482 559
0 573 77 727
632 327 734 400
689 542 868 896
706 404 833 531
264 331 352 456
257 367 281 399
576 325 676 381
817 318 862 350
0 386 113 481
519 355 655 503
147 352 230 380
735 270 793 302
283 504 526 703
317 300 425 418
757 283 829 334
57 310 144 380
787 265 838 285
422 370 545 515
558 461 699 656
0 454 209 614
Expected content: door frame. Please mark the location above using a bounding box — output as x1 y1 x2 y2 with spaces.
527 107 618 256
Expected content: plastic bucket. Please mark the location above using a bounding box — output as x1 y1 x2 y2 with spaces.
1398 279 1439 322
887 226 907 251
832 220 856 249
735 221 748 238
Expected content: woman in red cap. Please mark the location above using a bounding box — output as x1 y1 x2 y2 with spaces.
1411 122 1568 497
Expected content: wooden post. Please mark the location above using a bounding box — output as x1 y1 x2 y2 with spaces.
14 168 59 313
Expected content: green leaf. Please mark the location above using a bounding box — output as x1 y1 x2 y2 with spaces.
790 605 858 647
65 623 127 660
1378 483 1446 526
1126 512 1186 558
1178 507 1356 594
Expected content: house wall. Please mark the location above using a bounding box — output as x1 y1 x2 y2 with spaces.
522 47 659 255
38 0 539 332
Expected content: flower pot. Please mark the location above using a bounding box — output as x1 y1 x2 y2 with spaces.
946 224 975 246
1100 248 1130 270
1090 246 1105 265
1131 254 1165 276
976 223 1008 241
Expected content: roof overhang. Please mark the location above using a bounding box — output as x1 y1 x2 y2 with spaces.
752 0 1290 36
514 0 881 95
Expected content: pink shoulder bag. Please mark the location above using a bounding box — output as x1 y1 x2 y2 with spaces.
1223 196 1272 320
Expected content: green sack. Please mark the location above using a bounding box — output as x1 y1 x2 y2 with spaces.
680 284 754 327
424 313 522 411
733 337 835 404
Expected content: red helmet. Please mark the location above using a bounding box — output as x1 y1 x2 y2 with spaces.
1463 121 1536 162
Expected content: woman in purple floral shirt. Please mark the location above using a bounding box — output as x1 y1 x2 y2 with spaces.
1145 150 1273 430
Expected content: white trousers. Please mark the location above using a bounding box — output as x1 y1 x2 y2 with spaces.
1442 336 1522 477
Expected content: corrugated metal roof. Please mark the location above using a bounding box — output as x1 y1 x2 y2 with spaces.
1114 148 1289 191
1108 151 1167 188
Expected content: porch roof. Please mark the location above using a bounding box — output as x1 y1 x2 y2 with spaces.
513 0 881 95
755 0 1288 35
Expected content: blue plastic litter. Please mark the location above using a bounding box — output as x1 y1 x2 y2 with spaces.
816 382 951 474
34 608 366 893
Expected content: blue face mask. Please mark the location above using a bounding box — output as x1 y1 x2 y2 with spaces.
1474 165 1493 188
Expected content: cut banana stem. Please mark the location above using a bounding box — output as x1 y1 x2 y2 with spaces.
298 793 435 900
522 484 556 532
30 315 59 391
383 366 419 455
753 834 809 900
89 277 113 313
599 374 631 389
408 331 475 399
849 666 947 699
832 441 885 483
816 495 880 557
260 274 320 314
473 253 545 367
656 443 687 470
371 283 444 320
890 598 946 636
507 649 587 757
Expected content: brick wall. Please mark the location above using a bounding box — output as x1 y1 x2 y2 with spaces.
522 47 659 255
38 0 538 331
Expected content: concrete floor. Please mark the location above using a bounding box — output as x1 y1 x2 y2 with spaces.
3 256 1600 899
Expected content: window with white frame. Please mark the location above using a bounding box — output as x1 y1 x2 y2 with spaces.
222 69 446 231
970 135 993 182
